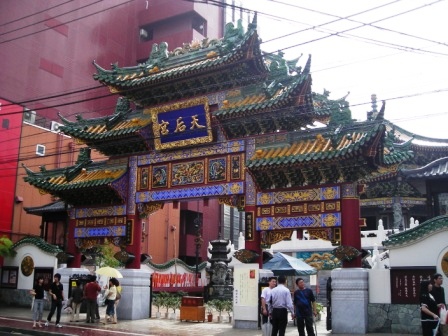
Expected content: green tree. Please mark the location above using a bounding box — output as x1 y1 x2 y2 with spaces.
96 244 121 268
0 236 16 257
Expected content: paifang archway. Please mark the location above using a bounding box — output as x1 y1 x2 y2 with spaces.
23 17 385 269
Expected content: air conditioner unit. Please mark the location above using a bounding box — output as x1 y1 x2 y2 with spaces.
23 109 36 124
139 28 148 39
36 144 46 156
50 121 63 132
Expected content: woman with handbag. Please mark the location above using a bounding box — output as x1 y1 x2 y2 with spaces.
103 278 117 324
113 278 121 324
420 280 439 336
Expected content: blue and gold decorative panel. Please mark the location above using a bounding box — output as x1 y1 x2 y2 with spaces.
127 156 137 215
256 212 341 230
147 97 212 150
172 160 204 186
139 168 149 190
230 155 241 180
208 158 226 182
138 140 245 165
151 165 168 188
74 225 126 238
257 186 340 205
75 205 126 219
136 182 244 202
341 183 357 198
111 171 128 202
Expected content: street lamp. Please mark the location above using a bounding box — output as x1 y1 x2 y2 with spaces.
194 216 203 287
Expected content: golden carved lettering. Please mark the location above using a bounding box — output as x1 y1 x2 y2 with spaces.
174 117 186 133
190 115 205 129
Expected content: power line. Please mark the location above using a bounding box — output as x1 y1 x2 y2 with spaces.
1 0 445 112
0 0 74 28
2 86 448 170
0 0 136 45
0 0 102 38
267 0 448 49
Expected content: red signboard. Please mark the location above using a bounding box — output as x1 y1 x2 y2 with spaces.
390 267 436 304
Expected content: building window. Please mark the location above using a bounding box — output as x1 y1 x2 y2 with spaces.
192 17 206 36
437 193 448 215
36 144 45 156
139 27 153 42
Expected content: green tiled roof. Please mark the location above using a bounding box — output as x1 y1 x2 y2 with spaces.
23 153 128 206
213 56 313 138
93 16 267 106
248 123 384 167
383 149 414 165
246 122 385 189
13 237 62 255
402 156 448 178
58 98 153 156
383 215 448 248
312 90 352 125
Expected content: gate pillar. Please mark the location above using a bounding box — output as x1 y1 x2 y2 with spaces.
243 206 262 266
341 183 362 268
67 217 81 268
125 214 142 269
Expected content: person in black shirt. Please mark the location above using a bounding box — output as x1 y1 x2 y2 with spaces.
45 273 64 328
70 281 84 322
293 278 317 336
30 276 45 328
420 280 439 336
432 273 446 336
432 273 446 309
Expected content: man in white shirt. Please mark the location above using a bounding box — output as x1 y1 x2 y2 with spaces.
269 275 295 336
261 277 277 336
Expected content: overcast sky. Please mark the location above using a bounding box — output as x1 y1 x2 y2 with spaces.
226 0 448 139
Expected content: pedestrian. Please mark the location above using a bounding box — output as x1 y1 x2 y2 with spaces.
260 276 277 336
103 278 117 324
70 281 84 322
420 279 439 336
45 273 64 328
30 276 45 328
432 273 446 336
269 275 295 336
84 275 101 323
113 278 121 324
293 277 317 336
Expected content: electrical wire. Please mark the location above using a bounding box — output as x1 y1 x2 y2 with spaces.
0 0 103 38
0 0 136 45
1 0 446 111
0 0 74 28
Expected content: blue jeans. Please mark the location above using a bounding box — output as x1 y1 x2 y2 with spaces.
106 299 115 317
33 299 44 322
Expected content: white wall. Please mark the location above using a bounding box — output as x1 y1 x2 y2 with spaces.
388 231 448 268
4 244 58 290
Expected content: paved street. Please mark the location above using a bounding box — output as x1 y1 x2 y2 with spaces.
0 305 415 336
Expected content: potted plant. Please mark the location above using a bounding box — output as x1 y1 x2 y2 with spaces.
205 301 214 322
209 299 226 323
167 295 181 320
152 293 163 318
315 302 324 321
222 299 233 323
157 292 171 319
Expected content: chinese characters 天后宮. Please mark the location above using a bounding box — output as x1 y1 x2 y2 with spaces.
159 115 205 135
